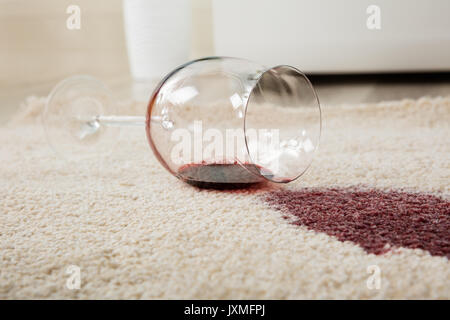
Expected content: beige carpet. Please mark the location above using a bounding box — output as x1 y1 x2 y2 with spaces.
0 96 449 299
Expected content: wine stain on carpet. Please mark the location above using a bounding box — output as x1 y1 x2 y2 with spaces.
263 188 450 258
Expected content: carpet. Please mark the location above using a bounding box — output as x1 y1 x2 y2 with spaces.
0 96 449 299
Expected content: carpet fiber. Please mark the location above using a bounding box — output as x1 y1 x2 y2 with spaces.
0 96 449 299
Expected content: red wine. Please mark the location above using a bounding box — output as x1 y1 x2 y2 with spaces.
177 163 272 190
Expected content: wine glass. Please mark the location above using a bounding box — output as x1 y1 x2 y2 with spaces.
43 57 321 189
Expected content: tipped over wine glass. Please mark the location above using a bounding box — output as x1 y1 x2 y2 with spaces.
43 57 321 189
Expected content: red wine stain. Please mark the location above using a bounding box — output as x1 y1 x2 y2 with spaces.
177 162 274 191
264 188 450 258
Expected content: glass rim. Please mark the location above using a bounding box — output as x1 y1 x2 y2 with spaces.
243 64 322 184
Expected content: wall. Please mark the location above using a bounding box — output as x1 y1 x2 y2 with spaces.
0 0 213 90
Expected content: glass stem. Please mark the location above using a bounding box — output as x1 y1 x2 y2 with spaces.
94 115 147 127
75 115 171 141
80 115 166 127
75 115 164 140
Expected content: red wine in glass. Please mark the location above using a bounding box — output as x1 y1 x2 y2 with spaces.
177 162 273 190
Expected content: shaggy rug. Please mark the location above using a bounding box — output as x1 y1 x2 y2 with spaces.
0 96 448 299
